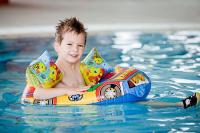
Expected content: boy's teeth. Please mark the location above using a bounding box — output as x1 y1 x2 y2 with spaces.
71 54 77 57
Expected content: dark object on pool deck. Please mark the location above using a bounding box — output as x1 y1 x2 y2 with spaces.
0 0 9 5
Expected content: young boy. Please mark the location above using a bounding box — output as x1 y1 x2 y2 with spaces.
22 17 91 100
21 17 200 109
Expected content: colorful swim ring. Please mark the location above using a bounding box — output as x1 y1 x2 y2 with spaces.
23 67 151 105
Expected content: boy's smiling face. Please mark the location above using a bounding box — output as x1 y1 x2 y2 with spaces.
55 31 86 64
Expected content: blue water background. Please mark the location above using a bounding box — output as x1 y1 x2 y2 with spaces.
0 31 200 132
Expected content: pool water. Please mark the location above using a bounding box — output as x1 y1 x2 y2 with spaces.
0 31 200 132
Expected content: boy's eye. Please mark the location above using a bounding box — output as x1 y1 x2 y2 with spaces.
66 43 72 46
78 45 84 47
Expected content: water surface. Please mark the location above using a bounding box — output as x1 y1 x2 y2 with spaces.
0 31 200 132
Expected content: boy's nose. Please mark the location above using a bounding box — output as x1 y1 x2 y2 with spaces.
72 45 78 52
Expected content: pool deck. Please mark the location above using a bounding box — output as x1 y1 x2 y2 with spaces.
0 0 200 38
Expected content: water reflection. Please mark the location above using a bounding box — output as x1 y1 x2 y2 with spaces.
20 103 149 132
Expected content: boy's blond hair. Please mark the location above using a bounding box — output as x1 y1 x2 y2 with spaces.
55 17 87 44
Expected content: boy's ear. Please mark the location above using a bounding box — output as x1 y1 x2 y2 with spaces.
54 42 60 53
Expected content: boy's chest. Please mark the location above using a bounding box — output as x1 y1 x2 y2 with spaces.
56 76 85 88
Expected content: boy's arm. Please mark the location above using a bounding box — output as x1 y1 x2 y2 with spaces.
21 84 29 102
33 86 90 100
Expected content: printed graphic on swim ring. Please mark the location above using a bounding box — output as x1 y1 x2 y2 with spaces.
97 83 122 101
68 94 83 101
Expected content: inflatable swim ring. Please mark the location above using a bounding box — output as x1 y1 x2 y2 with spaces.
23 67 151 105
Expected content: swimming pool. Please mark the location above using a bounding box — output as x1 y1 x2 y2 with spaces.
0 31 200 132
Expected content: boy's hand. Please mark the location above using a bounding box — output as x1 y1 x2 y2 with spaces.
76 86 91 92
115 65 125 73
67 89 84 96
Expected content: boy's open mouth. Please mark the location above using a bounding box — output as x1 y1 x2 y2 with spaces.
69 54 78 58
